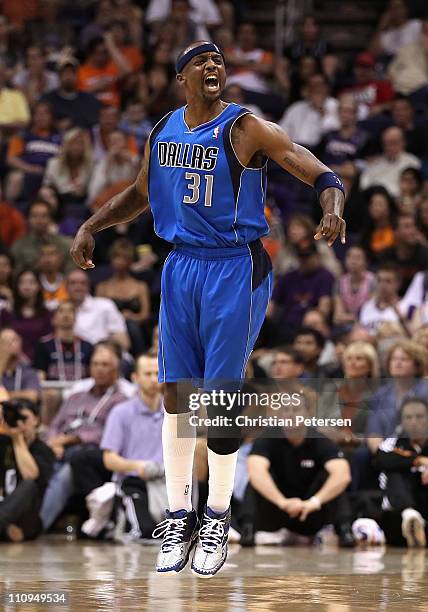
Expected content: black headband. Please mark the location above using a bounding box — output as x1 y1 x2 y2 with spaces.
176 42 224 74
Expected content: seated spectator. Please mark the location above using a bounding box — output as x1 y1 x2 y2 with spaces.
119 99 153 154
41 57 101 131
226 22 274 95
43 128 93 205
388 96 428 159
10 200 73 275
0 253 13 310
373 397 428 547
388 17 428 96
0 270 52 362
302 309 337 370
276 53 322 106
275 214 342 278
66 270 130 351
322 95 367 168
33 301 93 382
360 188 397 262
0 328 41 403
374 0 422 57
88 130 139 204
366 339 428 452
285 14 334 65
320 341 380 446
37 243 69 311
0 197 27 248
12 45 59 108
96 239 150 355
359 263 409 334
396 167 423 216
292 327 329 379
247 394 353 546
378 214 428 295
341 53 395 120
6 102 62 203
270 347 304 381
0 61 30 132
40 343 127 531
334 246 375 325
75 352 164 539
279 73 339 149
91 105 138 163
360 127 421 197
76 34 131 108
0 398 54 541
268 240 335 342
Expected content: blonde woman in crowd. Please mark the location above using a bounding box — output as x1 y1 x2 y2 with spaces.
43 128 93 203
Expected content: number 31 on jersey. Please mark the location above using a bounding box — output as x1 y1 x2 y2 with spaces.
183 172 214 207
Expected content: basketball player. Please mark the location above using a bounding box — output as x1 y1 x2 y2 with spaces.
71 42 346 577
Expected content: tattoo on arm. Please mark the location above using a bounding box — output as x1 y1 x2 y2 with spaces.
282 155 311 179
282 144 326 181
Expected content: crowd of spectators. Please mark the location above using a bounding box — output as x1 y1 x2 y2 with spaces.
1 0 428 550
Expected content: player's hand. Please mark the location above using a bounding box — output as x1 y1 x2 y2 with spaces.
70 226 95 270
298 498 320 522
314 213 346 247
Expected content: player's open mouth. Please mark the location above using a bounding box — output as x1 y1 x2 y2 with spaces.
204 74 219 91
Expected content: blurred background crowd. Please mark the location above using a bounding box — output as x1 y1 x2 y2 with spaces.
1 0 428 551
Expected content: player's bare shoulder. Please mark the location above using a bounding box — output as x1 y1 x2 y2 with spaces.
230 113 270 168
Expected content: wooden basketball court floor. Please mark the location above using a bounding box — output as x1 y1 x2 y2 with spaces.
1 539 427 611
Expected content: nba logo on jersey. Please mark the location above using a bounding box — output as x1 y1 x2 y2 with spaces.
213 126 220 139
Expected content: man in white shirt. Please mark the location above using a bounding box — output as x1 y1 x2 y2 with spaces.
66 270 130 350
279 74 339 148
360 127 420 197
359 263 408 334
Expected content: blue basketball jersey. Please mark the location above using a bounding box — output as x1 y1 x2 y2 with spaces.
148 102 269 247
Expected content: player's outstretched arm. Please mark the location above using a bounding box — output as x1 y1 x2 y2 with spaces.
235 114 346 246
70 141 151 270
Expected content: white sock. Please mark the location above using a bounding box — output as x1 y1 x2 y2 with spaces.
207 448 239 514
162 412 196 512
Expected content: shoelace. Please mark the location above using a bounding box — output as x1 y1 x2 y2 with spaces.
152 517 187 553
198 515 226 553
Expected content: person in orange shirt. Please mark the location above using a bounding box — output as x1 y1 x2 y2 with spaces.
37 242 69 312
76 33 131 108
360 187 397 263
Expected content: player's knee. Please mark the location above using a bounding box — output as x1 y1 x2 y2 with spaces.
207 436 241 455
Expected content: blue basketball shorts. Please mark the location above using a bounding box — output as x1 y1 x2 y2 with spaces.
158 239 273 384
